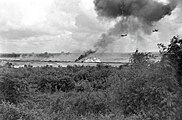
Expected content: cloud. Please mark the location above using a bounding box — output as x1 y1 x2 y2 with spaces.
0 0 182 53
0 0 103 53
75 13 105 33
0 28 49 39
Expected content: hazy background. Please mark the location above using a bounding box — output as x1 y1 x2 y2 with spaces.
0 0 182 53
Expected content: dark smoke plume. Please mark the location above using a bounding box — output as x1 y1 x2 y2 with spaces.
93 0 179 51
75 49 97 62
75 0 180 61
94 0 177 24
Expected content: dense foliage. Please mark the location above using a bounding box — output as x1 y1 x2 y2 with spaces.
158 36 182 86
0 36 182 120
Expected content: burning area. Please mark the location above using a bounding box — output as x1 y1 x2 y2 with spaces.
75 49 97 62
93 0 179 50
75 0 182 62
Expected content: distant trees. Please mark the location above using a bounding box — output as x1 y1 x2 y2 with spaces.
129 50 155 69
0 53 20 58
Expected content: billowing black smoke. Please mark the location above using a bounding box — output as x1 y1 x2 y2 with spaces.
94 0 179 51
75 0 180 62
94 0 177 24
75 49 97 62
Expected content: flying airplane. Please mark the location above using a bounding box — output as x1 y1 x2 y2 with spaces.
152 29 159 32
121 34 127 37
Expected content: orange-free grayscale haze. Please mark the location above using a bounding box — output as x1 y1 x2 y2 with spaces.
0 0 182 53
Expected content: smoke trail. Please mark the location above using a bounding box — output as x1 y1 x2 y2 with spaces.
75 0 180 62
75 49 97 62
94 0 178 51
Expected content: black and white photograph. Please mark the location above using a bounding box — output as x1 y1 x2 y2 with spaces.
0 0 182 119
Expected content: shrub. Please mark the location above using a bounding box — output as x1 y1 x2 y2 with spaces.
0 101 41 120
37 76 75 93
158 36 182 86
50 91 111 116
129 50 155 69
114 63 181 120
0 76 29 104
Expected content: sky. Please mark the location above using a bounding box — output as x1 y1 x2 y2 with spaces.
0 0 181 53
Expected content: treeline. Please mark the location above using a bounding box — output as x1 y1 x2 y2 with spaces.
0 52 71 59
0 36 182 120
0 53 21 58
0 52 53 58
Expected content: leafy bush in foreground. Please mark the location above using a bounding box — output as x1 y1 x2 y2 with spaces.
158 36 182 86
0 76 29 104
1 36 182 119
0 101 42 120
